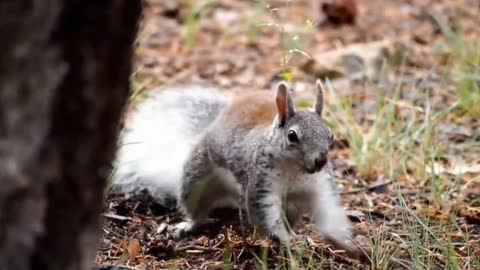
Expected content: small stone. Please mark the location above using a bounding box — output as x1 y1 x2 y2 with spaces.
321 0 358 25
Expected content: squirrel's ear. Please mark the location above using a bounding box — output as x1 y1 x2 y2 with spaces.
275 81 295 126
314 79 325 116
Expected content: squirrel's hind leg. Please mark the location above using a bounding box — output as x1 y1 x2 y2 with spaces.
173 144 241 238
285 190 313 231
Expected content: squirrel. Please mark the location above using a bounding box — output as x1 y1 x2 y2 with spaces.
112 80 364 259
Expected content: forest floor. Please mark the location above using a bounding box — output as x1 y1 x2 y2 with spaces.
96 0 480 269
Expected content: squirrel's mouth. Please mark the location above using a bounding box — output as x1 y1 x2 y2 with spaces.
304 156 328 174
305 165 323 174
292 154 329 174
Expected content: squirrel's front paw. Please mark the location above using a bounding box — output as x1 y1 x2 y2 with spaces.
166 221 195 239
265 229 295 248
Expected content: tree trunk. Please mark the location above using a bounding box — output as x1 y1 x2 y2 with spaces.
0 1 142 270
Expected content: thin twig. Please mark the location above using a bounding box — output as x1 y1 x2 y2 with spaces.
340 180 393 195
175 244 222 253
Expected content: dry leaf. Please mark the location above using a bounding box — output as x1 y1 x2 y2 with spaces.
128 239 141 262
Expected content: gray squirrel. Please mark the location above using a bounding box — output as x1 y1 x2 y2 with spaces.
112 80 363 258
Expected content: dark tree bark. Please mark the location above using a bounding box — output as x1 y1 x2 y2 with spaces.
0 1 142 270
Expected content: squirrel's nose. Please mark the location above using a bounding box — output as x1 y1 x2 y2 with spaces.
314 154 327 171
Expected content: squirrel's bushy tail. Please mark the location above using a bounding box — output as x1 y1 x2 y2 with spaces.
111 85 229 207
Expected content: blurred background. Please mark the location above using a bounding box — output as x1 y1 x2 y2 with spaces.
99 1 480 269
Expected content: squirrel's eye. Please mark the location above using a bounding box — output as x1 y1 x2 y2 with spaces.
287 130 299 143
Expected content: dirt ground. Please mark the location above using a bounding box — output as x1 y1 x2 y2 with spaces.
95 0 480 269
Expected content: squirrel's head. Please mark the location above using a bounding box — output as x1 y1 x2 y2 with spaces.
273 80 333 174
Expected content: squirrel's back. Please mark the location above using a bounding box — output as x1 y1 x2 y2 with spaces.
111 85 230 207
220 91 277 130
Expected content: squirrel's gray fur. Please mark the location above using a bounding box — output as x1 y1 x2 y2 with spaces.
112 81 362 257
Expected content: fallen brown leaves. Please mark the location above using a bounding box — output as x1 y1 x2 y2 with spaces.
97 193 372 269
